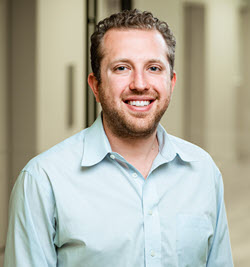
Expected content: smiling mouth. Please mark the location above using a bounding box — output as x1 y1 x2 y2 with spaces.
124 99 155 107
127 100 151 107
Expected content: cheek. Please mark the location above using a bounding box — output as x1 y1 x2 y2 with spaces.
100 82 124 102
108 75 130 94
150 77 170 93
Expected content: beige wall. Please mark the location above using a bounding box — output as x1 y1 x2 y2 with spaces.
37 0 85 153
205 0 240 161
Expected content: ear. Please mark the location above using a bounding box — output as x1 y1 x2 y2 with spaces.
88 73 100 102
170 71 177 94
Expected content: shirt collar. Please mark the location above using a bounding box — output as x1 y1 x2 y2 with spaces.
81 114 198 167
81 114 112 167
157 124 198 162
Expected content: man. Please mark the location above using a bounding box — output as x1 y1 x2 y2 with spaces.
4 9 233 267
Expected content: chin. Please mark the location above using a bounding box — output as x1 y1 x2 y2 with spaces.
117 119 159 138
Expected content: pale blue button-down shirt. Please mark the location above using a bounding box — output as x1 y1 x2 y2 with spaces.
4 115 233 267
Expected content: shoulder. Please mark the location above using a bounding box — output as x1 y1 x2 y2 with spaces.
167 133 221 179
167 134 223 200
12 130 87 199
168 134 214 162
24 129 86 173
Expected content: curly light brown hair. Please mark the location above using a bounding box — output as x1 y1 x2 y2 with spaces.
90 9 176 83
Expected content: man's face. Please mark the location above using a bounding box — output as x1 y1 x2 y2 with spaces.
89 29 176 138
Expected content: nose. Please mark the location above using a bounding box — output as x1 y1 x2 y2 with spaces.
129 70 149 91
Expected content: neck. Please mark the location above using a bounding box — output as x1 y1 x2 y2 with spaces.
103 121 159 178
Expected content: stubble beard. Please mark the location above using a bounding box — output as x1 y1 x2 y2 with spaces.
98 86 171 139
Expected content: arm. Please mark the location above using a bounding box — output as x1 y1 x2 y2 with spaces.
206 172 234 266
4 170 57 267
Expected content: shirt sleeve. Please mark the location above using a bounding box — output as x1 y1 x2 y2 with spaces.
4 169 57 267
206 171 234 267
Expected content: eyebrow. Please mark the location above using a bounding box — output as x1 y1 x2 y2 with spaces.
147 59 165 65
110 58 166 65
110 59 131 65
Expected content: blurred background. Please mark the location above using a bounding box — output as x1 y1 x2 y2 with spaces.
0 0 249 266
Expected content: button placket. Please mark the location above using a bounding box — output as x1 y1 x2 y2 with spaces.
142 179 161 266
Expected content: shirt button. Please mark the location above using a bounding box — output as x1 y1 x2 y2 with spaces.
148 210 153 215
150 250 155 257
110 154 115 160
132 172 138 178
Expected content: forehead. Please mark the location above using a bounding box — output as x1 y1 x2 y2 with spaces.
101 28 169 60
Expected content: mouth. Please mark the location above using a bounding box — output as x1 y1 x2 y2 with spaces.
124 98 155 105
126 100 151 107
123 98 155 112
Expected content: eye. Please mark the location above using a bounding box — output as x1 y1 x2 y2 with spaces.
149 66 161 72
114 66 128 71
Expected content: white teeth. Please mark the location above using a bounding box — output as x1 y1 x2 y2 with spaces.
128 100 150 107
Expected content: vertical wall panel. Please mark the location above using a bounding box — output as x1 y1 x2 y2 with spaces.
86 0 98 127
237 6 250 159
184 4 205 147
0 0 10 256
37 0 85 153
205 0 239 161
11 0 37 183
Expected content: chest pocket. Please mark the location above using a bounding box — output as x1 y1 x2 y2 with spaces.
176 214 213 267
